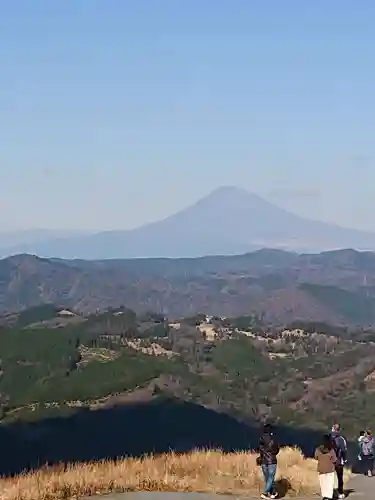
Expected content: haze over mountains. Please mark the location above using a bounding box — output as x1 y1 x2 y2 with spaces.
3 186 375 259
0 229 91 250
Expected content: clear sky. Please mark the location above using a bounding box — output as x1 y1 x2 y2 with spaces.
1 1 375 231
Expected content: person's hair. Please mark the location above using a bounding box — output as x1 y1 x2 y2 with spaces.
263 423 273 434
367 429 372 436
322 434 333 449
360 431 365 436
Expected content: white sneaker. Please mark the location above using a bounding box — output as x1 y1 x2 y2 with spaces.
270 494 278 499
338 494 345 499
261 494 269 499
368 470 373 477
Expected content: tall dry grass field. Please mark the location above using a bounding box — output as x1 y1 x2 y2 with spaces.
0 447 351 500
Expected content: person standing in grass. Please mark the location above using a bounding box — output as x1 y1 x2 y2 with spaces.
315 434 337 500
259 423 280 499
330 423 347 499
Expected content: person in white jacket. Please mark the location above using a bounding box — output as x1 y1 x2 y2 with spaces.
358 431 365 461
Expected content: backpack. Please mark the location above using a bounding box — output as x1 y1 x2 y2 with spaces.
361 438 374 457
331 436 340 458
331 434 346 463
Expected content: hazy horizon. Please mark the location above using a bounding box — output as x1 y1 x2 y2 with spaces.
2 2 375 232
2 185 375 236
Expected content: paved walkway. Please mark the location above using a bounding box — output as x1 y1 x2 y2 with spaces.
346 474 372 498
83 474 373 499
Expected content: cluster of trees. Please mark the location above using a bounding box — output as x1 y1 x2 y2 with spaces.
0 308 178 417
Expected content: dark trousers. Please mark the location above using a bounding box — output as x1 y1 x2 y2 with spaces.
363 455 374 474
335 464 344 494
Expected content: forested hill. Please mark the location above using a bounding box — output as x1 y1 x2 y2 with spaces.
1 304 375 439
1 248 375 325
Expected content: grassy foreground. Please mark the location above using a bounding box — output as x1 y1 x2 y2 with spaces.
0 447 352 500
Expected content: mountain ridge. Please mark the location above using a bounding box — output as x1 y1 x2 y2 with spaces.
3 186 375 259
1 248 375 325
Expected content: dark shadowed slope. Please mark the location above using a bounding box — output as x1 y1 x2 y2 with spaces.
3 187 375 259
0 397 324 476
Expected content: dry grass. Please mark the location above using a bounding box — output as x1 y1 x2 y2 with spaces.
0 447 351 500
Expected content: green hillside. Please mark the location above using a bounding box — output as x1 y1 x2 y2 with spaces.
1 306 375 437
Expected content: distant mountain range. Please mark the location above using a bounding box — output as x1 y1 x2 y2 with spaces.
2 248 375 326
2 187 375 259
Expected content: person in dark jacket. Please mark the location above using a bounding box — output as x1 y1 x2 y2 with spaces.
259 424 280 499
330 423 347 499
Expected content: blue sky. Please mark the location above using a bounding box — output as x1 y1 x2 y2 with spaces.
1 1 375 231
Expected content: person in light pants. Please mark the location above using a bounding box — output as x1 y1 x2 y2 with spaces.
319 471 335 500
315 435 337 500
